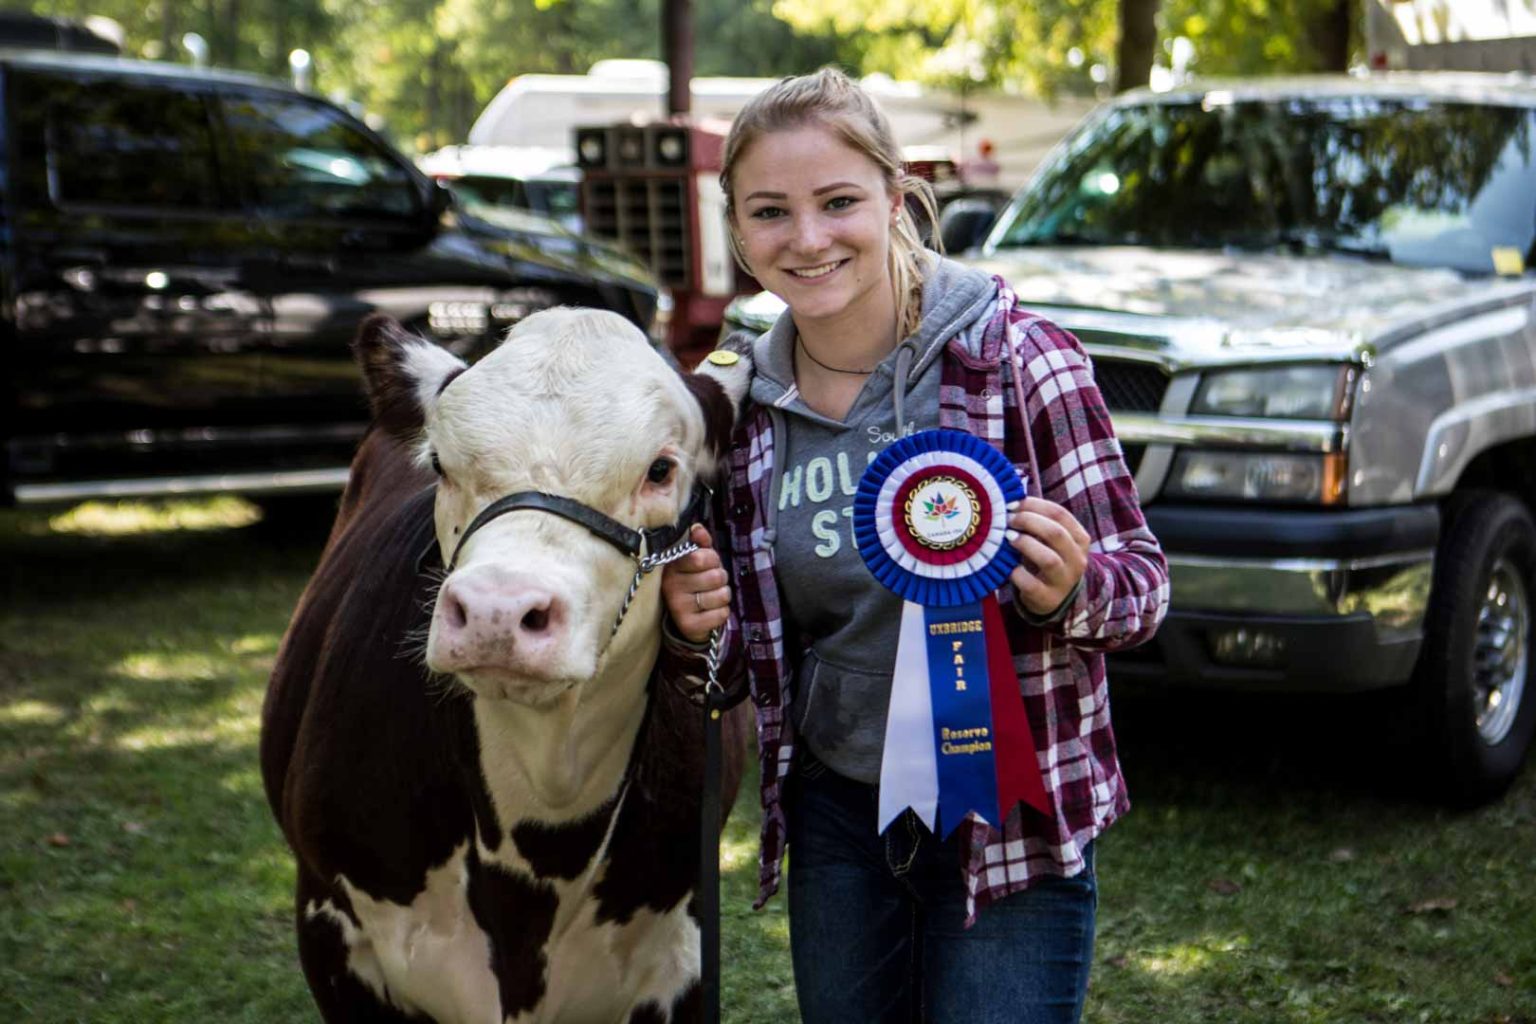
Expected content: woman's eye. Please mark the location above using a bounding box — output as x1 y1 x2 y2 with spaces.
430 451 444 477
646 458 675 484
827 195 856 210
749 206 783 220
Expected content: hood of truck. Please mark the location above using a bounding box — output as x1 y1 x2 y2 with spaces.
969 247 1520 365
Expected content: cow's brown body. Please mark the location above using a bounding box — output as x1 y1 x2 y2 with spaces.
260 313 749 1024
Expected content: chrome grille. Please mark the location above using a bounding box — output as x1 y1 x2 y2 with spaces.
1093 359 1169 413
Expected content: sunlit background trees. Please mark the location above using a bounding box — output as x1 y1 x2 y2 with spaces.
18 0 1360 150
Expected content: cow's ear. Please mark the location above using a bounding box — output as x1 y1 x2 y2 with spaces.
352 315 467 440
683 336 753 468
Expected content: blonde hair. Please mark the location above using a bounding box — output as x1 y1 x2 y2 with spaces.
720 66 941 340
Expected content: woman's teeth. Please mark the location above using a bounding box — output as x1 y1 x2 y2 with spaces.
789 261 842 279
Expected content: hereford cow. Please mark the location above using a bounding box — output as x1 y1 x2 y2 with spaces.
260 309 751 1024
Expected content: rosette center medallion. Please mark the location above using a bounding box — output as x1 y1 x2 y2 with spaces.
904 476 980 551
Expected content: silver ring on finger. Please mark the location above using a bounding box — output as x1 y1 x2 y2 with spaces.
694 591 703 613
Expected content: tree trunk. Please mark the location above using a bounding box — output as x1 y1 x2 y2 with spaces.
1116 0 1159 93
222 0 242 66
426 46 441 151
160 0 177 61
1308 0 1356 72
274 0 288 79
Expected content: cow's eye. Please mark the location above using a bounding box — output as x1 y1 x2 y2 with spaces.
646 457 675 485
430 451 444 477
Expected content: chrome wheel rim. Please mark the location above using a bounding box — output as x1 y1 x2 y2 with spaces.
1473 557 1529 746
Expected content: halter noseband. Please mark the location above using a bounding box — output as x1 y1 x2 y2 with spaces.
445 483 710 573
429 483 713 640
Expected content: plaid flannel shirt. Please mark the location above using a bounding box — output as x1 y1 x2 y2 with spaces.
662 281 1169 925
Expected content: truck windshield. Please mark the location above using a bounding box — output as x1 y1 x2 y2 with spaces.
995 96 1536 275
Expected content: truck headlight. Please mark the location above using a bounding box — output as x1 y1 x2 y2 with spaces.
1165 450 1347 504
1191 365 1354 420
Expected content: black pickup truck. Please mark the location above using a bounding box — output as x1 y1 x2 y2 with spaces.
1 48 659 507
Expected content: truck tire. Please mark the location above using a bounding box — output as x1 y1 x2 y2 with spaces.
1414 491 1536 805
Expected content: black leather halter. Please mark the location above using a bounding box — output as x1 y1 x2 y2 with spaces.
445 483 711 573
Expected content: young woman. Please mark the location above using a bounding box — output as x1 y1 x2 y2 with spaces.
660 67 1168 1024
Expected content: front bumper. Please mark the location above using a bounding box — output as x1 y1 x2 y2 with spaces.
1110 503 1438 692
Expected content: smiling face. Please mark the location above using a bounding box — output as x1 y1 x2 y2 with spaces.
731 122 902 336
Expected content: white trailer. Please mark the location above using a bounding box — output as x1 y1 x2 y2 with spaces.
1367 0 1536 72
467 59 1093 191
468 59 954 151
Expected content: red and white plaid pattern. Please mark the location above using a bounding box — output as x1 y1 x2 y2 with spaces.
664 281 1168 925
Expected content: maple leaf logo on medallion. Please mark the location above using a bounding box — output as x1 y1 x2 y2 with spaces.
923 492 961 521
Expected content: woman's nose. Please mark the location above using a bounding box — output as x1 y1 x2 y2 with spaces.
789 213 830 254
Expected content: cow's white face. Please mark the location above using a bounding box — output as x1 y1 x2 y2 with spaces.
354 310 748 706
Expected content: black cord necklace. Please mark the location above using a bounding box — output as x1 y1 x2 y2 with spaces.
797 334 880 376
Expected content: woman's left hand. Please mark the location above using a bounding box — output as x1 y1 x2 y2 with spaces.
1006 497 1092 616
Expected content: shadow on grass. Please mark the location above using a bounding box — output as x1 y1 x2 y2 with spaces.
1110 683 1438 802
0 501 331 610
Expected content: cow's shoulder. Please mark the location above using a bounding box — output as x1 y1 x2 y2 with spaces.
274 463 481 904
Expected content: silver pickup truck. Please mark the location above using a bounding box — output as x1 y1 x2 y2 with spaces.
724 74 1536 805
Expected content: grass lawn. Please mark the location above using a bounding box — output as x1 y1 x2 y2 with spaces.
2 499 1533 1023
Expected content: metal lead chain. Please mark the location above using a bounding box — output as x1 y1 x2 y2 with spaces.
607 536 727 706
705 627 723 697
610 536 701 639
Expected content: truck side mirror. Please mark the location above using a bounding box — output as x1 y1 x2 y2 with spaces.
938 196 1003 254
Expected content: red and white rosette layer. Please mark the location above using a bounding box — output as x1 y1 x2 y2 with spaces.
874 450 1011 580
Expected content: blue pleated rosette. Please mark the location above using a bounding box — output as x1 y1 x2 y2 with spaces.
853 429 1026 608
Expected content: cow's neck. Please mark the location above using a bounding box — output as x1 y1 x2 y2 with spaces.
471 629 661 823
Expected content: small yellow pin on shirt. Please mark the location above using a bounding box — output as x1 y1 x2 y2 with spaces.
706 350 740 367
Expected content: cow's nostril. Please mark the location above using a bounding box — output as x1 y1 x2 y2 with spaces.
443 592 469 631
522 607 550 633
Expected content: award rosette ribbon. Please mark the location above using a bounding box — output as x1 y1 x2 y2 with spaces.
853 428 1050 837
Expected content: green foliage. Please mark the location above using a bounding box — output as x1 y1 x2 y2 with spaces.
23 0 1365 144
20 0 847 151
772 0 1363 97
1160 0 1356 76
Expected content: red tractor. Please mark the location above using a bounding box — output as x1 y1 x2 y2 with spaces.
575 120 754 366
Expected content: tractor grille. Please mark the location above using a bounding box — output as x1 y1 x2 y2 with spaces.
1093 358 1169 414
581 177 691 287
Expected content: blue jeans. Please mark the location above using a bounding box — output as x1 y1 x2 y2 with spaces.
786 751 1097 1024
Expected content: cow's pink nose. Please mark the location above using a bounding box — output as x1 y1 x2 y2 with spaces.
432 571 569 675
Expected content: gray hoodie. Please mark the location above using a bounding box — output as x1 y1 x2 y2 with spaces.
748 256 999 783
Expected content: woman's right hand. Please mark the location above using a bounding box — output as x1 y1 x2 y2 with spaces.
661 524 732 643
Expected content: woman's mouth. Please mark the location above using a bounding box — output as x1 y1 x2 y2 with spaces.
786 259 848 280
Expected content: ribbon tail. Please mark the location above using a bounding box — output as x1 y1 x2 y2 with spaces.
983 598 1051 818
878 601 938 833
926 604 1001 839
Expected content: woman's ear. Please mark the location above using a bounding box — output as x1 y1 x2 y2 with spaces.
726 210 752 274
